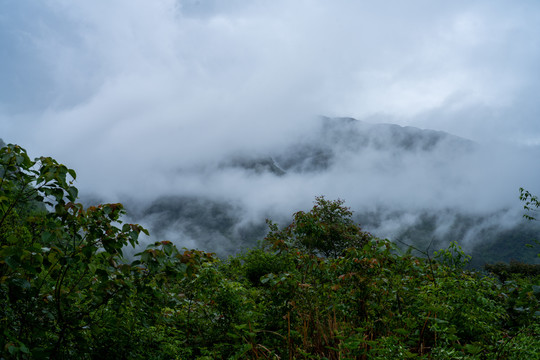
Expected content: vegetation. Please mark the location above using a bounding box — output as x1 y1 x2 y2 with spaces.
1 144 539 359
520 187 540 222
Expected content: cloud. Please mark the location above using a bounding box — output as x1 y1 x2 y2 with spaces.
1 0 540 253
4 1 539 129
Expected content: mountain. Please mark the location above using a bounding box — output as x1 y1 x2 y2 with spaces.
117 117 538 266
221 117 475 175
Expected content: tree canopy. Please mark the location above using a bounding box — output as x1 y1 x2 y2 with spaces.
265 196 372 258
1 144 538 359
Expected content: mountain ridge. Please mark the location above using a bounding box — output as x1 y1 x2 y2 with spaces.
227 116 475 176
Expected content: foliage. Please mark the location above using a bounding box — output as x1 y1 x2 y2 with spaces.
484 261 540 282
265 196 372 258
1 144 539 359
520 187 540 221
0 144 148 358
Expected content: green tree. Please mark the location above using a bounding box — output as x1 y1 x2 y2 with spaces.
0 144 147 358
2 143 538 359
266 196 372 257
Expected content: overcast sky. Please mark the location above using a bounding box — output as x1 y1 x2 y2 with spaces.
1 0 540 227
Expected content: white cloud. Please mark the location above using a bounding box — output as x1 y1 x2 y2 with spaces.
1 0 540 251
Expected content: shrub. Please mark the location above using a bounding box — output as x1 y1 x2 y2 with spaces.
265 196 372 257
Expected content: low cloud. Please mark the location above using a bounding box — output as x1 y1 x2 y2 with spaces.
1 1 540 256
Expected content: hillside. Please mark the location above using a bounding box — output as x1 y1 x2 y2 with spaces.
105 117 538 265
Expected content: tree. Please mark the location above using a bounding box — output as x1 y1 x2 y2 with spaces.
266 196 372 257
3 142 538 358
0 144 147 358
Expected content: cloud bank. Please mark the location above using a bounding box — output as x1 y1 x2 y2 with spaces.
1 0 540 254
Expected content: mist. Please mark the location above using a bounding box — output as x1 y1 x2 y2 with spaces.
1 1 540 259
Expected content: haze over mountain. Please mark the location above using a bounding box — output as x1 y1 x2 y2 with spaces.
1 1 540 264
103 116 538 265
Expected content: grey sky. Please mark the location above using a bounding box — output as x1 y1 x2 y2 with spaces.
1 0 540 240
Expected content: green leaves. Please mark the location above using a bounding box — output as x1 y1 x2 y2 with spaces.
0 144 150 358
433 241 471 269
520 187 540 221
265 196 372 258
1 144 538 359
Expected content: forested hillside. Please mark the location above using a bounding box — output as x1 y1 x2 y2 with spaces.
1 144 539 359
69 117 534 267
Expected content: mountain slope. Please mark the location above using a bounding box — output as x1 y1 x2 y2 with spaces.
115 117 537 266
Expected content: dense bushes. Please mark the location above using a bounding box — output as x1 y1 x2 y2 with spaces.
1 144 539 359
484 261 540 282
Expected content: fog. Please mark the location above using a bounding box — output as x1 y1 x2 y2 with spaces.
1 1 540 258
